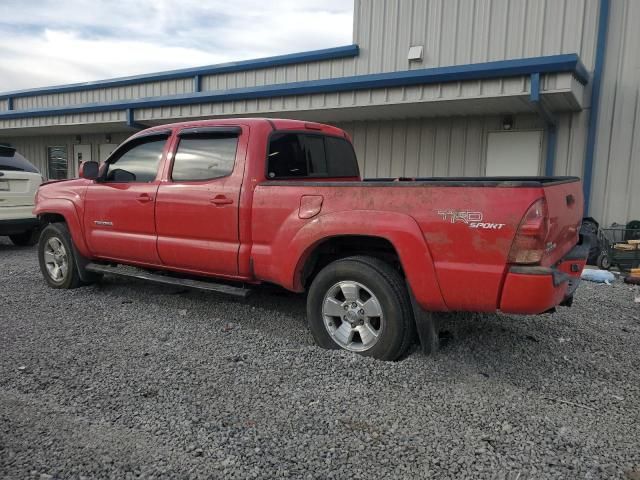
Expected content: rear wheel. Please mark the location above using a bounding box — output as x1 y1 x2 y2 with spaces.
307 256 414 361
9 228 39 246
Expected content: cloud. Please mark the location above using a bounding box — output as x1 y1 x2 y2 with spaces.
0 0 353 91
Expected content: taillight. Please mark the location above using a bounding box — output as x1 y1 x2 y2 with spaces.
508 198 549 264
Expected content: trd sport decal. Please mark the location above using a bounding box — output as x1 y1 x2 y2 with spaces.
436 210 505 230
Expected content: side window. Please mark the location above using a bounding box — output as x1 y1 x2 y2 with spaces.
105 138 166 183
266 133 359 179
325 136 359 177
306 135 327 176
172 134 238 182
267 133 307 178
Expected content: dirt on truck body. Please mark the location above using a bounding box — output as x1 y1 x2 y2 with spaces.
33 118 588 360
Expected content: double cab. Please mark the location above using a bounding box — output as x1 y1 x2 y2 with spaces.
34 118 588 360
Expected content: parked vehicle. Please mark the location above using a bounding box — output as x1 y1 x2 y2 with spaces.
33 119 589 360
0 145 42 246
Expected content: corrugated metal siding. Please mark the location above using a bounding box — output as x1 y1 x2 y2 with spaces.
11 79 194 111
0 111 125 131
336 115 545 178
5 59 359 112
201 58 357 91
590 0 640 225
352 0 599 73
135 73 579 122
4 132 130 178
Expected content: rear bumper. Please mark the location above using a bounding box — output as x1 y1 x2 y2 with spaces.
0 205 36 221
0 217 39 235
499 238 589 314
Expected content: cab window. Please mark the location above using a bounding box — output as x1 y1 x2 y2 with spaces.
104 137 167 183
171 134 238 182
266 133 359 179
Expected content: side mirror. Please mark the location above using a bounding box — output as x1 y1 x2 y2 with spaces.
79 161 99 180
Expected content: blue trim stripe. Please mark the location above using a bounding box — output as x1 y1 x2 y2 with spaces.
529 72 558 176
0 44 360 100
583 0 610 215
545 127 558 176
529 72 541 103
0 54 588 121
126 108 135 127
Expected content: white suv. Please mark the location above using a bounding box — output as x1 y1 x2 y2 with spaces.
0 145 42 246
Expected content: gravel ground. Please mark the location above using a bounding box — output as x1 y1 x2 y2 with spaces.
1 238 639 479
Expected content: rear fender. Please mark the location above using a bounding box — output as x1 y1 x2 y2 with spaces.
34 199 90 258
279 210 447 311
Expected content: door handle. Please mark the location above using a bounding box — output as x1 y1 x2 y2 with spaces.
210 195 233 206
137 193 153 203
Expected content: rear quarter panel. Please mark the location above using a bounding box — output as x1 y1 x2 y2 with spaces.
252 183 545 312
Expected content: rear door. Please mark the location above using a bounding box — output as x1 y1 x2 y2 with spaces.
83 132 170 265
155 126 246 276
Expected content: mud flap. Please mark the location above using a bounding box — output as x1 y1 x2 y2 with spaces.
407 285 440 356
69 239 94 283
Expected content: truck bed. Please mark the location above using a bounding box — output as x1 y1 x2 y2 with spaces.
266 176 580 187
252 176 583 313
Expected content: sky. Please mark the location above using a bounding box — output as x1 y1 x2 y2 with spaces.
0 0 354 92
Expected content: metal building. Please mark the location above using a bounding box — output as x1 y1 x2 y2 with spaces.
0 0 637 226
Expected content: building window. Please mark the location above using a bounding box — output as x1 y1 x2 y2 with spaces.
47 146 68 179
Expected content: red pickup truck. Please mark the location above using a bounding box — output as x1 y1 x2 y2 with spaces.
34 118 588 360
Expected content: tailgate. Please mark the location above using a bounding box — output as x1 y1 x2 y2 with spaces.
542 178 584 266
0 171 42 208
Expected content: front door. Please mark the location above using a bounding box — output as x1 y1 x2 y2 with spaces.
83 134 169 265
155 127 246 277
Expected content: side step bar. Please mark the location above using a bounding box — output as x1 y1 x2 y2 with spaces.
85 263 251 298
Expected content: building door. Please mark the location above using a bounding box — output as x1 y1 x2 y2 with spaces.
99 143 119 163
485 131 543 176
72 144 92 177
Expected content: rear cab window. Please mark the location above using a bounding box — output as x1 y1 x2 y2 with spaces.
266 133 359 179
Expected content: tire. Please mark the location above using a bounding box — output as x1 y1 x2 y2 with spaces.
597 251 611 270
307 255 415 361
9 228 39 247
38 223 84 289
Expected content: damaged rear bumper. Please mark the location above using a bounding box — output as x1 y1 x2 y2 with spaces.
499 238 589 315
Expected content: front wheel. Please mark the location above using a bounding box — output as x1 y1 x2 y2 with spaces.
38 223 83 289
307 256 415 361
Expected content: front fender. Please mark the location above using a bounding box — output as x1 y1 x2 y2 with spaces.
264 210 447 311
34 198 90 258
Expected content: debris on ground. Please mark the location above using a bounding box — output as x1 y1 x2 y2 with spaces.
581 268 616 284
